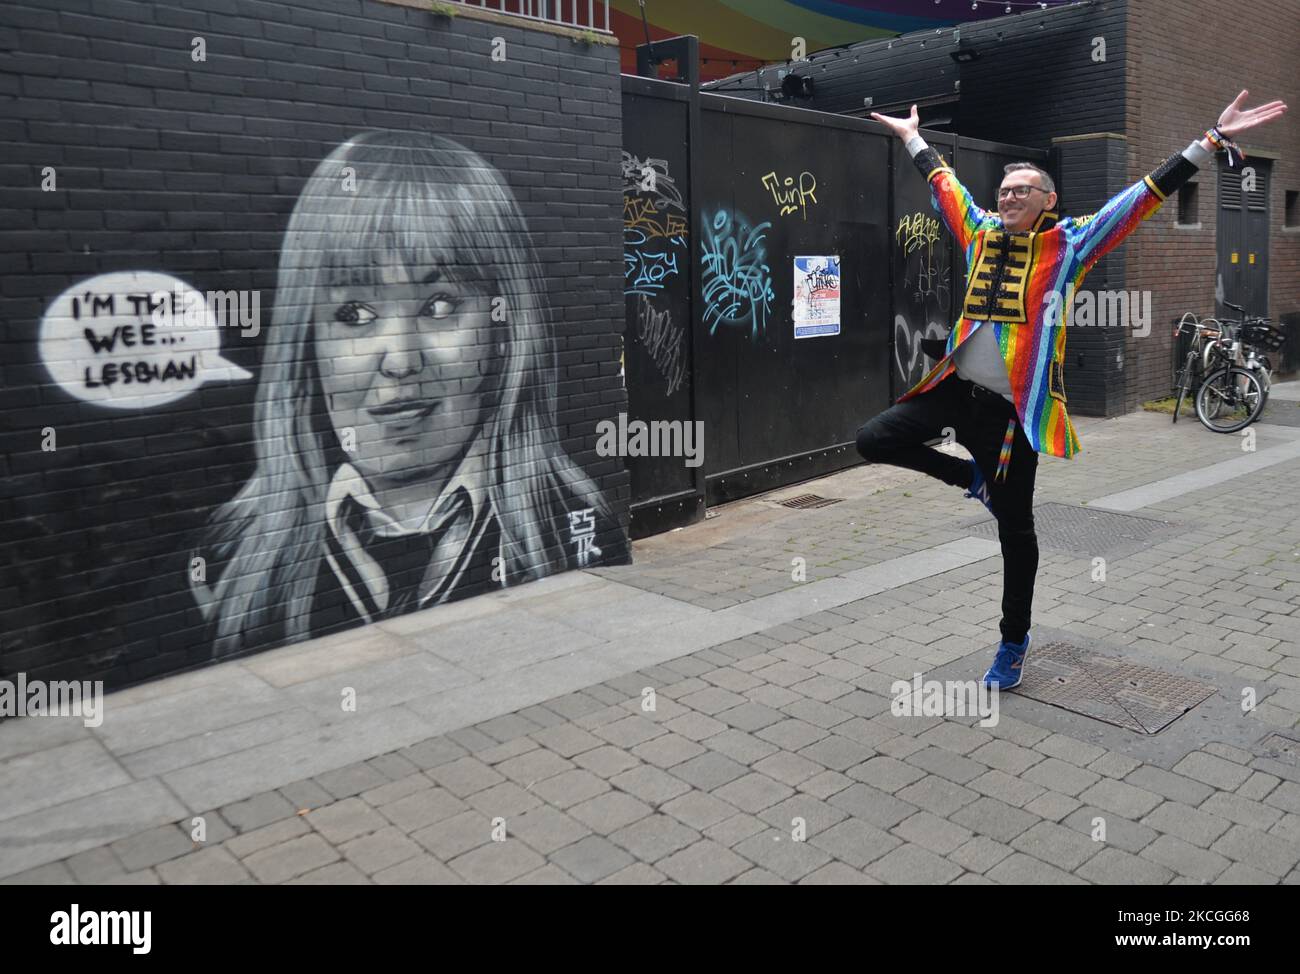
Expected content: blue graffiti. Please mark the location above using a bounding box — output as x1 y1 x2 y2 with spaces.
623 161 689 297
700 209 774 340
625 248 682 296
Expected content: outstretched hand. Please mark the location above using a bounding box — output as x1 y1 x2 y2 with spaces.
1216 90 1287 137
870 104 920 142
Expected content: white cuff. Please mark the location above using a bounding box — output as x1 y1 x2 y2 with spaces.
905 134 928 158
1182 140 1214 167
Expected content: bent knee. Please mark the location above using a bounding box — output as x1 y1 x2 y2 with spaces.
855 424 884 461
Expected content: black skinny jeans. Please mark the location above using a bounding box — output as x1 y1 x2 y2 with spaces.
855 373 1039 645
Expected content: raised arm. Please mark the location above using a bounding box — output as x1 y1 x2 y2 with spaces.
872 104 991 251
1066 90 1287 270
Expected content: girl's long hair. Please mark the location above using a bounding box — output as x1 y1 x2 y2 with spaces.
198 131 612 658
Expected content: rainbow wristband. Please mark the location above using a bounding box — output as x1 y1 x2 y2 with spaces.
1206 127 1246 167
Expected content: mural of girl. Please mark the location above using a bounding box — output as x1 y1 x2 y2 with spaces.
193 131 626 658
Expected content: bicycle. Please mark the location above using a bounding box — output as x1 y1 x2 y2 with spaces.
1221 299 1285 403
1193 322 1266 433
1171 313 1222 423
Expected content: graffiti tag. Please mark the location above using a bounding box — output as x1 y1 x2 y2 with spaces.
623 154 688 298
700 209 774 341
623 197 690 243
635 295 686 397
896 211 941 255
621 152 685 214
761 170 818 220
625 249 681 296
894 314 948 389
896 210 950 309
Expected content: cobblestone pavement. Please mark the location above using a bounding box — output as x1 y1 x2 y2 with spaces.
5 408 1300 884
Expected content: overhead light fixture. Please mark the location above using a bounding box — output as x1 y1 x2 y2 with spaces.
781 73 814 98
950 46 982 62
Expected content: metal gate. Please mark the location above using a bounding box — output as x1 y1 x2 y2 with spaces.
622 57 1050 536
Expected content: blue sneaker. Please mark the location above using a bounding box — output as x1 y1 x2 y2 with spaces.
983 632 1031 690
964 460 996 516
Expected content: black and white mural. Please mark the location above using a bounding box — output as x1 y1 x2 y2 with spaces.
188 132 626 656
2 4 630 685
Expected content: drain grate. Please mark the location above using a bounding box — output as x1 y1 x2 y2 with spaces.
1257 733 1300 765
962 502 1177 555
779 493 844 510
1017 640 1216 734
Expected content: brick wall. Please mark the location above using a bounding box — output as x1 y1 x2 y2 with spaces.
955 0 1127 149
0 0 630 688
1123 0 1300 411
1051 134 1131 417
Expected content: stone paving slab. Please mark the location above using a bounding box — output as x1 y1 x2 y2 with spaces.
3 410 1300 882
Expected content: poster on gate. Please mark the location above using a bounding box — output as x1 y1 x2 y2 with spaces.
793 255 840 339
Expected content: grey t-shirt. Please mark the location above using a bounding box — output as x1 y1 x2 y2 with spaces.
952 325 1014 402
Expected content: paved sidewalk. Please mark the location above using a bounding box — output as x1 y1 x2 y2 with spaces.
4 402 1300 884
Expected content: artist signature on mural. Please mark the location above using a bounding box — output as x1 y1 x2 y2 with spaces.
700 209 775 341
568 508 602 568
761 170 818 220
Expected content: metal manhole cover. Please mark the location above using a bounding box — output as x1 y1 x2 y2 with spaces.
779 494 844 510
1017 640 1216 734
1257 733 1300 764
963 502 1176 555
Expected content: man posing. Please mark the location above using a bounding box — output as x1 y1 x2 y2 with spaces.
863 91 1286 689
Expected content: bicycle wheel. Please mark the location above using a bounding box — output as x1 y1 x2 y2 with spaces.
1195 367 1264 433
1253 365 1271 409
1259 357 1273 395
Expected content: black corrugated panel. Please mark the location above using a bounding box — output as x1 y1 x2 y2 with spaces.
704 1 1127 149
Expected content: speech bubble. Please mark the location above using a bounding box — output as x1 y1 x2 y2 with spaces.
39 271 253 410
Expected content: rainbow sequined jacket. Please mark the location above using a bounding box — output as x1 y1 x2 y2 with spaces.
898 146 1199 458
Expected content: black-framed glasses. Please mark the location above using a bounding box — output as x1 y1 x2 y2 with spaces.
997 185 1051 200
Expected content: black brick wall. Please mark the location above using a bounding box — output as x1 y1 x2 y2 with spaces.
1052 135 1131 417
0 0 630 688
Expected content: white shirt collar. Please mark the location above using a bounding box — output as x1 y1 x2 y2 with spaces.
321 434 503 621
326 434 490 540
